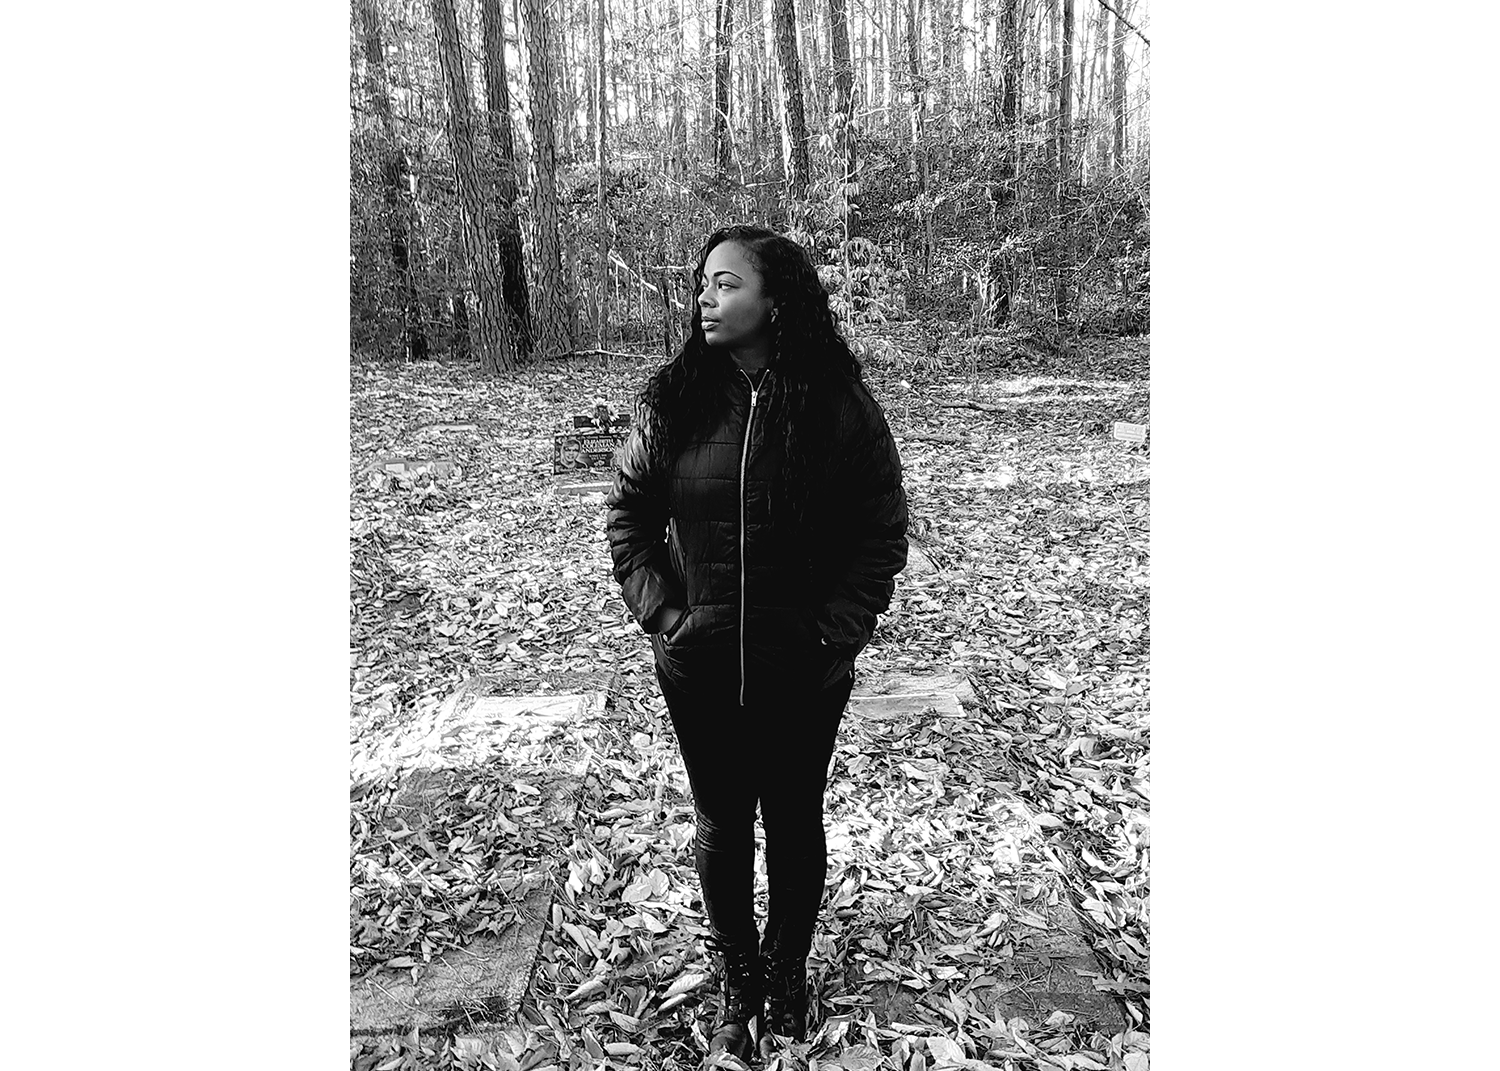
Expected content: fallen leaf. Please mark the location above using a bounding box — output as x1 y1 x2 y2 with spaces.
925 1036 965 1066
838 1044 882 1071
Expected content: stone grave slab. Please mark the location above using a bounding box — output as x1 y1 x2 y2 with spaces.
351 686 597 783
555 480 613 499
843 673 1127 1033
361 456 462 480
350 803 557 1037
350 684 600 1036
847 670 976 719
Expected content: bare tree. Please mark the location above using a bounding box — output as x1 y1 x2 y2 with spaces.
1055 0 1073 323
358 0 429 362
771 0 811 213
520 0 571 359
714 0 735 177
907 0 934 274
428 0 517 372
595 0 609 345
978 0 1020 328
828 0 858 240
1113 0 1129 174
480 0 533 358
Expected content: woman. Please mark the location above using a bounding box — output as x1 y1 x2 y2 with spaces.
606 226 908 1060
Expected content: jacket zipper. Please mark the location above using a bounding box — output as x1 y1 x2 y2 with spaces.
738 368 761 706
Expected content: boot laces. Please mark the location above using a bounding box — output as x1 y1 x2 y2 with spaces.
763 948 808 1027
706 936 761 1023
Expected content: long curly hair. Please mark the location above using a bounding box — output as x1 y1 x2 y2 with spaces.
636 225 863 530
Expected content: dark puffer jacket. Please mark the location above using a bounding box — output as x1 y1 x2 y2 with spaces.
606 365 908 705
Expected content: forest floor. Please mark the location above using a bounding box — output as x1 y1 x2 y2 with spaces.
349 329 1151 1071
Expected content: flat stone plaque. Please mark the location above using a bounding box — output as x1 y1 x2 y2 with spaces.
351 685 599 1036
843 673 1128 1032
350 861 554 1036
556 480 613 498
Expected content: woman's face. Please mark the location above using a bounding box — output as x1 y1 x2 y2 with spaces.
697 241 775 350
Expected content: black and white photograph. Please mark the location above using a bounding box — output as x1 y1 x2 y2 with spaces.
347 0 1151 1068
13 1 1500 1067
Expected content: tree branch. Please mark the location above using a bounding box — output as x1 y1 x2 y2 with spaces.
1093 0 1150 47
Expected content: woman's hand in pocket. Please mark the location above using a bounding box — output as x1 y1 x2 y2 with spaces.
656 605 685 638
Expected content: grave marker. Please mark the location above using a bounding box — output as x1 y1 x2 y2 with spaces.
843 670 1128 1032
368 458 461 479
350 686 599 1037
1112 421 1148 444
553 404 631 474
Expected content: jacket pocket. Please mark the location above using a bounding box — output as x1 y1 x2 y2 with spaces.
801 607 839 654
661 605 692 646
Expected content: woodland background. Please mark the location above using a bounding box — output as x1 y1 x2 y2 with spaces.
349 0 1150 370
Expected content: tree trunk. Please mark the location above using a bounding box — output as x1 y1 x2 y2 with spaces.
582 19 595 154
480 0 533 358
907 0 932 277
1112 0 1128 175
714 0 734 177
670 0 687 181
359 0 429 361
977 0 1019 328
907 0 924 179
520 0 572 359
978 0 997 127
885 0 896 132
610 14 622 132
771 0 811 214
1082 1 1108 182
803 0 822 132
1002 0 1018 169
747 0 761 174
933 0 955 174
828 0 858 242
595 0 608 346
763 0 782 185
428 0 516 372
1054 0 1072 324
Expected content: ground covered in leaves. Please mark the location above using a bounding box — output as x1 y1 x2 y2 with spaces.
349 329 1150 1071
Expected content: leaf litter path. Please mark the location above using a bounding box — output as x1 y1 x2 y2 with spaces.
349 340 1150 1071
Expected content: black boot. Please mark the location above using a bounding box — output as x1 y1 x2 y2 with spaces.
758 942 809 1054
705 936 762 1063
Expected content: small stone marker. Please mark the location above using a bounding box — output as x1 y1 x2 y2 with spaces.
1111 421 1148 444
370 457 461 479
556 480 613 499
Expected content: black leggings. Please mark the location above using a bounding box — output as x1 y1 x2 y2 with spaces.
657 667 854 958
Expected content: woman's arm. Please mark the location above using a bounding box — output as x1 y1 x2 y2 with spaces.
605 420 686 633
813 383 909 657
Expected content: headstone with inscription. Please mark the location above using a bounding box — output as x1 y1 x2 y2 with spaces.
553 402 632 474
